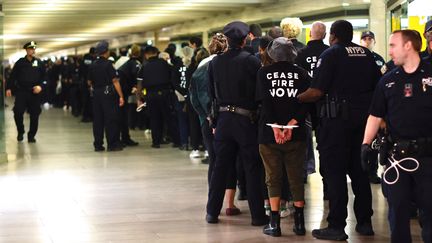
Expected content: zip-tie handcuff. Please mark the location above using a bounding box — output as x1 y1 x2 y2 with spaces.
383 154 419 185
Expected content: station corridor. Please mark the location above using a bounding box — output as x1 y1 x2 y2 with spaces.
0 103 423 243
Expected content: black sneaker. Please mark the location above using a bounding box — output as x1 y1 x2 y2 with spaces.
94 146 105 152
206 214 218 224
201 158 209 164
28 137 36 143
17 133 24 142
355 222 374 236
107 146 123 152
151 144 160 149
122 139 139 146
312 227 348 241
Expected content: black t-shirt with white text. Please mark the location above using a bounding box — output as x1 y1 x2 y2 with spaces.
256 61 311 144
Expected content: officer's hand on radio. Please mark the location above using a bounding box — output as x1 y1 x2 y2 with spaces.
119 97 124 107
5 89 12 97
32 85 42 94
361 143 372 172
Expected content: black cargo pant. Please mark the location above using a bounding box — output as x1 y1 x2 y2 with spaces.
317 116 373 229
119 95 131 142
207 112 265 221
13 90 42 139
92 88 120 149
382 154 432 243
146 91 179 146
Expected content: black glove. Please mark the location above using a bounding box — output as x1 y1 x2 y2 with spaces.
361 144 372 172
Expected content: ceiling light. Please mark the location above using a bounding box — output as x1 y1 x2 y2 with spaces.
342 2 350 7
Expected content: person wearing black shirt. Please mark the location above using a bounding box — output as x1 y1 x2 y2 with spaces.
360 31 386 68
280 17 306 51
295 21 329 199
88 41 124 152
248 23 262 54
80 47 96 122
6 41 45 143
421 20 432 63
205 21 267 226
117 44 141 147
359 30 387 184
136 46 179 148
362 29 432 243
257 37 310 237
298 20 381 241
295 21 329 186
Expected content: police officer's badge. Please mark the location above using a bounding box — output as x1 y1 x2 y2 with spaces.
32 60 38 67
404 83 413 97
422 77 432 86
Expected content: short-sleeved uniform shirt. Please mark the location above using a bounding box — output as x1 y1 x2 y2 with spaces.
208 48 262 111
369 60 432 139
312 42 381 112
88 57 118 88
8 56 45 91
256 61 311 144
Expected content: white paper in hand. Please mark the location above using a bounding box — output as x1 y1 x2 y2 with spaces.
266 123 299 129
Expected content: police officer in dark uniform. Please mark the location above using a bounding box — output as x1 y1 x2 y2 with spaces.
136 46 179 148
421 20 432 63
80 47 96 122
358 30 387 184
205 21 267 226
362 29 432 243
298 20 381 240
6 41 45 143
360 31 386 68
88 41 124 152
117 44 141 146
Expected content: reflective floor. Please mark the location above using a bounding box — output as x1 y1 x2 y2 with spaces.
0 103 423 243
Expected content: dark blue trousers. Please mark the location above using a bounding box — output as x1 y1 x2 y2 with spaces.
206 112 265 221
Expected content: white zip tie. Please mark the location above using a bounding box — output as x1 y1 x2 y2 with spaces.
383 154 419 185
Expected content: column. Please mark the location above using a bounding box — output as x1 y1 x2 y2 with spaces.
369 0 388 59
202 30 209 48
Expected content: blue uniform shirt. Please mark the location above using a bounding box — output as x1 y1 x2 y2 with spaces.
312 42 381 111
369 60 432 140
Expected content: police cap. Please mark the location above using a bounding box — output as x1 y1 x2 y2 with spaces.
23 41 37 49
223 21 249 40
425 19 432 33
95 40 109 55
361 31 375 39
266 37 297 63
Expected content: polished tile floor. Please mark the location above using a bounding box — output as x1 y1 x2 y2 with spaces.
0 104 423 243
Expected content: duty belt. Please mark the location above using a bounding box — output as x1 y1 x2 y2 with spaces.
391 137 432 157
219 105 255 117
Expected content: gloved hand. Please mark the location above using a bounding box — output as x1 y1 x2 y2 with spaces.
361 144 372 172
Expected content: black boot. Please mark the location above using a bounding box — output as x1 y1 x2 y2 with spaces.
263 212 281 237
293 206 306 235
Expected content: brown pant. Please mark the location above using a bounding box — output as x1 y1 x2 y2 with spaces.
259 142 306 201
